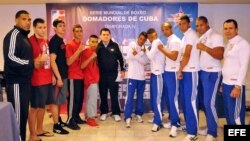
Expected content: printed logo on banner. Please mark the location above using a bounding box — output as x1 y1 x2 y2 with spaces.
51 10 65 23
46 3 198 113
224 125 250 140
167 7 193 26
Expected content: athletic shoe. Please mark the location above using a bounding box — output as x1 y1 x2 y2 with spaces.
151 124 160 132
100 114 107 121
182 134 198 141
198 128 208 136
113 115 121 122
126 118 131 128
75 117 86 124
53 123 69 135
136 115 143 123
169 126 178 137
59 116 67 127
67 119 80 130
163 122 171 129
86 118 99 127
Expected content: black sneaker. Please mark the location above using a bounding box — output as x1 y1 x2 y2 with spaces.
59 116 67 127
67 119 80 130
53 123 69 135
75 117 86 124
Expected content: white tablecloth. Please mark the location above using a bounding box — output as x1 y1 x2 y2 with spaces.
0 102 20 141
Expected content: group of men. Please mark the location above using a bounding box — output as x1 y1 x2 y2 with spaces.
123 15 250 141
3 10 125 141
2 9 250 141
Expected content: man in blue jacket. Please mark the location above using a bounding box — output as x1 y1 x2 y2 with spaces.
97 28 125 122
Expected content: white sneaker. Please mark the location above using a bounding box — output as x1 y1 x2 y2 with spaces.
151 124 160 132
126 118 131 128
182 134 198 141
205 134 216 141
148 117 154 123
100 114 107 121
198 128 208 136
136 115 143 123
169 126 178 137
163 122 171 129
113 115 121 122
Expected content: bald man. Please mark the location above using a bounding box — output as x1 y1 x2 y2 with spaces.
159 22 182 137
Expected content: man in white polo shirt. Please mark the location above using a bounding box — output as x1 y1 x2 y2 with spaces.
124 32 149 128
146 28 165 132
178 15 199 141
196 16 224 141
159 21 181 137
222 19 250 125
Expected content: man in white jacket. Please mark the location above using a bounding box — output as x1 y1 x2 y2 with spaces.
124 32 149 128
178 15 199 141
222 19 250 125
159 21 182 137
196 16 224 141
146 28 165 132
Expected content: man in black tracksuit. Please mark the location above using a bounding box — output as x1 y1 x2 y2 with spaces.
97 28 125 121
3 10 34 141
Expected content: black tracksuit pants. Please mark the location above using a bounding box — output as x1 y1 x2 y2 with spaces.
67 79 84 121
6 83 31 141
99 73 121 115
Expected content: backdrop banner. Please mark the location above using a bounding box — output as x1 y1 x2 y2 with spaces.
46 3 198 113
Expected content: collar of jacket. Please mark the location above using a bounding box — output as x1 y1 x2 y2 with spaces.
14 25 30 36
100 39 114 47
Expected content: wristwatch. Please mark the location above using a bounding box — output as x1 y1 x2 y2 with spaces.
234 85 241 90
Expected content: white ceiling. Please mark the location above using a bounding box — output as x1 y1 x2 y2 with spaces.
1 0 250 4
